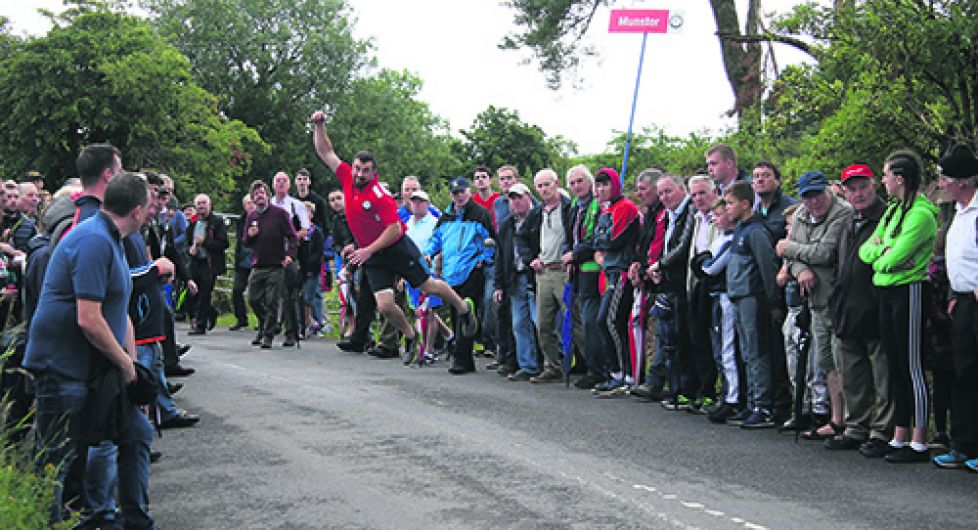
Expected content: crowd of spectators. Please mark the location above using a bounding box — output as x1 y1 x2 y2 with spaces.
3 131 977 527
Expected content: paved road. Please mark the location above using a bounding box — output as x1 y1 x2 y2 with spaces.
151 329 973 529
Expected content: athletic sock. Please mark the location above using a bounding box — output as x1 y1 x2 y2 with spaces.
910 441 928 452
889 439 906 449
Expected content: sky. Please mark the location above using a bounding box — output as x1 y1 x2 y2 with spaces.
2 1 815 155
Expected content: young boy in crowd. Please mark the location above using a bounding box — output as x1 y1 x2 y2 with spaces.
723 181 783 428
695 198 739 423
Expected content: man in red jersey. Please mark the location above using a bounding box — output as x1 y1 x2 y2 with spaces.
310 111 479 353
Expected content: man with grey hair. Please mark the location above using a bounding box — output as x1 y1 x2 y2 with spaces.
684 175 721 411
186 193 228 335
562 164 604 388
649 174 696 409
528 168 572 383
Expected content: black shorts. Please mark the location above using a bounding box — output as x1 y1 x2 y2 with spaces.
363 236 431 292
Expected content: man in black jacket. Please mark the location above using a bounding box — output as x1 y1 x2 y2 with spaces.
187 193 228 335
825 164 893 455
494 183 541 380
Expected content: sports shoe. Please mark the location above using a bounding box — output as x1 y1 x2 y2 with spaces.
629 383 663 401
260 336 272 349
251 334 262 346
459 298 479 338
741 410 776 429
884 446 929 463
662 394 692 411
933 449 971 469
689 397 714 415
592 379 624 393
707 402 739 424
966 458 978 472
725 408 752 426
859 438 893 458
595 384 631 398
508 369 534 382
530 368 562 384
497 365 516 377
574 375 602 389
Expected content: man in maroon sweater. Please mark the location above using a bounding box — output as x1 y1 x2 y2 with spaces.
310 110 478 357
241 180 298 348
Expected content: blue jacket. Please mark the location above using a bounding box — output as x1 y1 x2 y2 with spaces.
426 201 495 286
725 214 781 307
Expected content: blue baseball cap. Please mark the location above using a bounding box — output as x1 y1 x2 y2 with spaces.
449 177 471 192
797 171 829 195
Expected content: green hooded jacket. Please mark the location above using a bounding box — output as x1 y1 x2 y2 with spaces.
858 195 938 287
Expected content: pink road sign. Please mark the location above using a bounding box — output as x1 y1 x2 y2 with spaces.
608 9 671 33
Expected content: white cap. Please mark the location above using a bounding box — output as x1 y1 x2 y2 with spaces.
410 190 430 202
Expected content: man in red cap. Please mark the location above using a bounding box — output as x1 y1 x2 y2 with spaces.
310 111 479 355
823 164 895 456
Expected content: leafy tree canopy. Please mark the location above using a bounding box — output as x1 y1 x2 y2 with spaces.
142 0 370 190
0 7 264 208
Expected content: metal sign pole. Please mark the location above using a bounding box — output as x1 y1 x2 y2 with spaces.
620 32 648 184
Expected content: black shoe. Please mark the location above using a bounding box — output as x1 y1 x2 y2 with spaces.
260 336 272 349
188 328 206 336
159 411 200 429
167 382 183 395
884 446 929 463
283 335 297 348
178 343 192 357
448 365 475 375
707 402 739 424
779 414 813 432
150 451 162 464
825 435 865 451
229 322 247 331
251 334 263 346
337 340 368 353
164 364 195 377
574 375 602 390
496 365 516 377
859 438 894 458
207 317 216 331
368 345 399 359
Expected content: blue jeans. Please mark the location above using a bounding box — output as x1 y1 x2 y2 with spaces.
85 408 155 529
33 373 88 523
136 343 179 421
510 273 539 374
302 275 323 325
733 295 772 412
481 263 498 350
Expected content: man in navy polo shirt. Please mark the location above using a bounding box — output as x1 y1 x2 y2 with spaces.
311 110 479 354
24 173 150 525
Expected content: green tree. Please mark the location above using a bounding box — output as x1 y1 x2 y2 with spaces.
459 105 568 178
0 8 264 207
143 0 370 191
765 0 978 176
325 69 465 189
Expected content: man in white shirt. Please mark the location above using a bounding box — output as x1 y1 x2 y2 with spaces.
933 143 978 472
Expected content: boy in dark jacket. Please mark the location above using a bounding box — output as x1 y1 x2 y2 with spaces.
722 181 783 429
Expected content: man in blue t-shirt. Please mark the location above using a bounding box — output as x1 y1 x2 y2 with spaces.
23 172 151 525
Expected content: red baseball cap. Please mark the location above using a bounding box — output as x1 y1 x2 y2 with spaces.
841 164 875 183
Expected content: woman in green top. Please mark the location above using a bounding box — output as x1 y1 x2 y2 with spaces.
859 150 938 463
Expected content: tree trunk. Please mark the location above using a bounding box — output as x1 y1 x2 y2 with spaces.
710 0 764 122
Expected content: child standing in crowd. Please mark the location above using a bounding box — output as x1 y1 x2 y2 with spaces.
859 150 938 463
696 198 739 423
722 181 782 428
